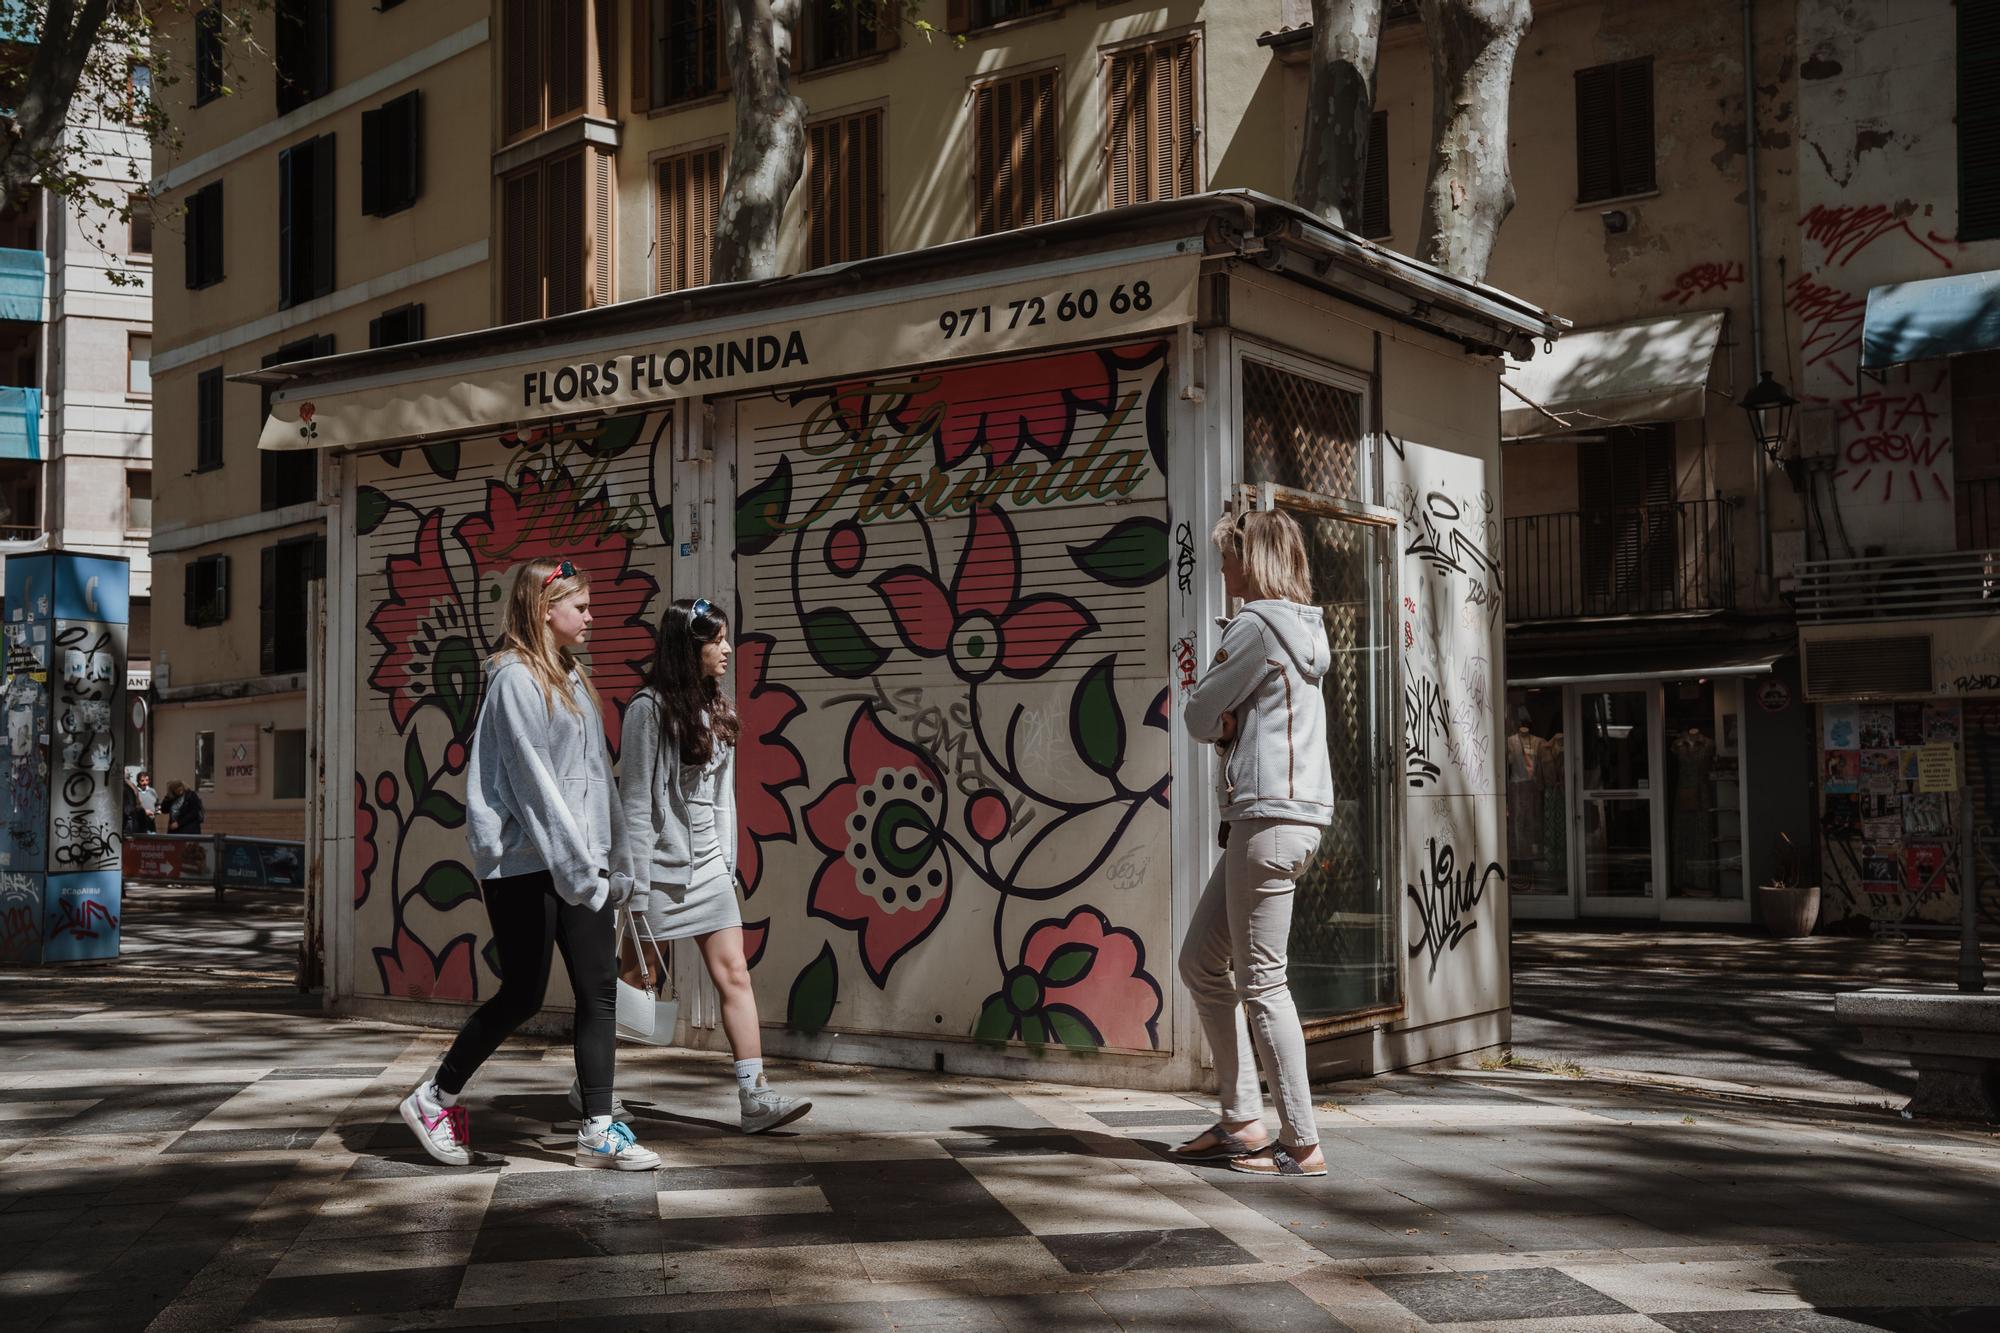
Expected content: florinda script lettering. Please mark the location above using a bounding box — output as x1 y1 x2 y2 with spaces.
1406 837 1503 981
773 377 1153 533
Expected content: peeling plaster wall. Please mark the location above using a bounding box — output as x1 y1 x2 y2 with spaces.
1792 0 1997 556
1354 0 1802 610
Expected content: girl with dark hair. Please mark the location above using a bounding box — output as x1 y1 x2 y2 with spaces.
617 597 810 1134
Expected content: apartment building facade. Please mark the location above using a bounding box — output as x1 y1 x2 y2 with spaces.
149 2 489 837
1 29 154 770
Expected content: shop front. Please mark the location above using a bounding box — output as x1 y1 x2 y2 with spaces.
254 193 1560 1088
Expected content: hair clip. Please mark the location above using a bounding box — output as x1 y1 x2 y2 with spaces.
541 559 577 588
690 597 715 620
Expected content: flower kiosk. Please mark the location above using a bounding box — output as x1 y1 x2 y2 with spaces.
256 192 1561 1089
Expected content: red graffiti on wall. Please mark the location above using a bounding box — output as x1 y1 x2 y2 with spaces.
1659 261 1745 306
1832 371 1953 504
1173 636 1198 700
1800 204 1954 270
1787 274 1868 386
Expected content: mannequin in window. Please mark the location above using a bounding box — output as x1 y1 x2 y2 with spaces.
1671 725 1717 895
1538 730 1567 891
1506 713 1541 862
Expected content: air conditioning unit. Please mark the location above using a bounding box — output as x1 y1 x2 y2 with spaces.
1802 634 1934 699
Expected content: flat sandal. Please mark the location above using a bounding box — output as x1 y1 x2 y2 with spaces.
1228 1143 1327 1177
1171 1121 1263 1161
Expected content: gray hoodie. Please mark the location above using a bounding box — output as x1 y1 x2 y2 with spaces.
465 656 631 909
1183 598 1336 826
617 688 738 888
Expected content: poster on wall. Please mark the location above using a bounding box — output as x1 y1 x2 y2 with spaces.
1857 705 1896 750
1924 703 1961 743
1823 704 1858 751
1894 703 1925 746
1905 842 1947 892
1823 750 1859 793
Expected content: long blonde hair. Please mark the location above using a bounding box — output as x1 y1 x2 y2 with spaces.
493 557 598 715
1211 508 1314 604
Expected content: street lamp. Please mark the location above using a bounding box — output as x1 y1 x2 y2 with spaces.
1739 370 1798 465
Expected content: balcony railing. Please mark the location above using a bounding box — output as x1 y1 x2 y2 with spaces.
1795 550 2000 622
0 247 43 322
1504 499 1736 622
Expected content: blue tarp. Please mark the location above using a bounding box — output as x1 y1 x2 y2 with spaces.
0 246 44 322
1860 270 2000 370
0 386 41 459
0 0 37 45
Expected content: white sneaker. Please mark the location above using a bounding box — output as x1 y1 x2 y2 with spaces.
397 1084 470 1166
739 1076 811 1135
568 1077 632 1123
575 1119 660 1171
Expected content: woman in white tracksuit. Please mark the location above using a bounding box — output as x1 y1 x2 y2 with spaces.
1174 509 1335 1178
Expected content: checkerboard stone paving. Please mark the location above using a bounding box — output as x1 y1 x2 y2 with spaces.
5 998 2000 1332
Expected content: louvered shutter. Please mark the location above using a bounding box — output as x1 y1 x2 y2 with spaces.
277 147 295 307
631 0 653 111
184 561 201 626
1575 64 1615 202
196 368 222 469
184 191 201 288
1361 110 1389 238
1105 50 1133 208
875 0 901 53
202 184 225 286
501 166 543 322
590 0 617 116
1150 44 1173 200
656 153 683 291
311 134 335 300
1614 60 1655 197
544 152 587 316
1030 69 1059 225
656 144 721 291
503 0 540 139
361 104 384 216
549 0 587 122
309 0 332 100
1961 5 2000 240
862 109 882 258
947 0 969 33
806 120 830 268
587 149 615 308
1173 37 1197 196
974 82 997 235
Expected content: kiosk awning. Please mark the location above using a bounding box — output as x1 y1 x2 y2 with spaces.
1860 270 2000 369
1500 309 1726 440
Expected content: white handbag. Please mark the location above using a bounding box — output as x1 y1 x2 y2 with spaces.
614 905 680 1045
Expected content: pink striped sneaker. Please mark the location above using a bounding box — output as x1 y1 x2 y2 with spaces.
398 1085 471 1166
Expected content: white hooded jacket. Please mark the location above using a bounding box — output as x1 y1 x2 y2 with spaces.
1183 598 1336 826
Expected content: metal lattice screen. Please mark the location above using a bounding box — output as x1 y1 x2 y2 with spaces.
1242 359 1364 502
1287 512 1398 1019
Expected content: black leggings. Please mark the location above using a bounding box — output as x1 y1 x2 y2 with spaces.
435 870 618 1117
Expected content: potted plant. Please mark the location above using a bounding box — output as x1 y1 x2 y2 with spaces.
1757 833 1820 938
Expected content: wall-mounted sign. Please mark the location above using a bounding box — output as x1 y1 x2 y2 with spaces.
223 723 259 794
1916 743 1958 793
1755 678 1792 713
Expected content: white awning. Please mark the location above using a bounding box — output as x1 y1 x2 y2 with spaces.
1501 309 1727 440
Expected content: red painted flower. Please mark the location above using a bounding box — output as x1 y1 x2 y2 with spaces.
734 635 806 898
355 775 377 908
803 706 952 987
872 507 1095 683
367 511 472 732
741 919 769 971
374 927 477 1002
828 348 1119 470
974 906 1162 1051
454 467 660 750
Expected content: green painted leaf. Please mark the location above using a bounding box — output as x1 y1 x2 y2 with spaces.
1067 517 1168 588
355 486 391 535
1070 655 1125 778
803 608 890 679
1018 1015 1048 1050
417 790 466 828
416 861 481 912
787 942 838 1035
973 994 1015 1044
404 732 429 805
1044 1008 1099 1052
590 413 644 457
1042 943 1097 986
433 637 481 736
736 456 793 556
422 440 461 480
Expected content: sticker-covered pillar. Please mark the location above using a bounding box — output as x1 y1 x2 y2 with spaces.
1 553 129 963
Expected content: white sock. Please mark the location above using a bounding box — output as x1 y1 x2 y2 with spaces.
427 1079 458 1109
734 1058 763 1091
583 1114 614 1137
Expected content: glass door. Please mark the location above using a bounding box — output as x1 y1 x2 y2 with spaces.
1575 686 1661 913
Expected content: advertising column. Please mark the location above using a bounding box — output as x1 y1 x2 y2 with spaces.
0 553 129 963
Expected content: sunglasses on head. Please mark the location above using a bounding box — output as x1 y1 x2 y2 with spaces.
541 559 577 589
690 597 715 621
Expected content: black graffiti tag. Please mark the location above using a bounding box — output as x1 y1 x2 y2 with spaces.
1405 492 1505 627
1174 522 1195 596
1403 674 1447 789
1406 837 1503 980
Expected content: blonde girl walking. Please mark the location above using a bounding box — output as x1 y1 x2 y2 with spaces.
397 557 659 1171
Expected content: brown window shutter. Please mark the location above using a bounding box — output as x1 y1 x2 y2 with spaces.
591 0 617 117
549 0 587 123
1030 68 1060 225
998 76 1022 231
1614 59 1655 196
1361 110 1390 238
1574 63 1617 202
1173 37 1198 196
1105 51 1134 209
695 145 719 285
656 153 683 291
862 109 882 258
805 120 830 269
974 81 997 235
588 149 615 307
875 0 901 53
716 2 732 96
545 151 587 315
503 0 541 140
1150 44 1173 201
501 165 544 321
656 144 721 291
947 0 969 34
840 114 860 263
631 0 652 111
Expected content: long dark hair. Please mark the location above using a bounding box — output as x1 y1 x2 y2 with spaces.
644 598 740 765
